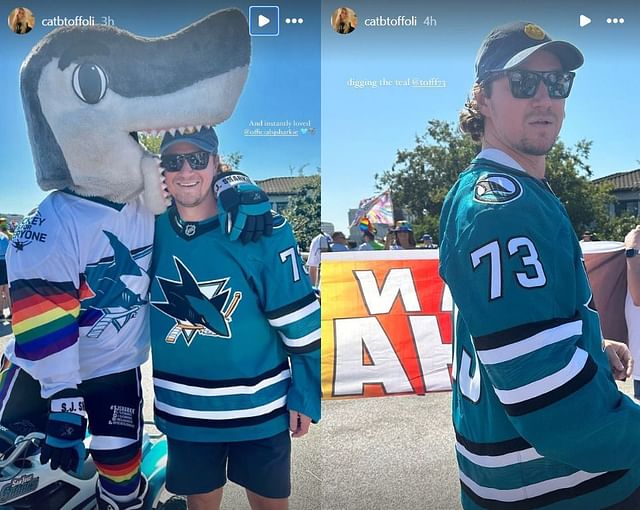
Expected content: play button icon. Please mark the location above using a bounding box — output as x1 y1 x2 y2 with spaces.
249 6 280 36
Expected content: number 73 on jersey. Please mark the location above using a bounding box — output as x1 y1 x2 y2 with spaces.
470 236 547 300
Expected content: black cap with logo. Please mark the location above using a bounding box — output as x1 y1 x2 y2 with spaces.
475 21 584 83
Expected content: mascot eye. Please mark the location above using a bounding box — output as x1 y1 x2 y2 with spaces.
72 63 108 104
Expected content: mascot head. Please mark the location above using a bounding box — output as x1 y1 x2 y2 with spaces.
20 9 250 206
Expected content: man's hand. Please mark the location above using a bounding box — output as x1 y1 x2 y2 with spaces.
41 391 87 474
213 171 273 244
603 339 633 381
289 410 312 438
626 226 640 307
625 225 640 252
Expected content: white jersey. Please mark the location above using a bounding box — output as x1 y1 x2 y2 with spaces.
626 292 640 380
307 233 330 268
5 191 153 398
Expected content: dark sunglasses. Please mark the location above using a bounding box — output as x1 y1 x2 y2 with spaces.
160 151 212 172
489 70 575 99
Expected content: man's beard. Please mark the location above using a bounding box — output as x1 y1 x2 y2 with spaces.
515 137 557 156
174 193 207 208
516 112 561 156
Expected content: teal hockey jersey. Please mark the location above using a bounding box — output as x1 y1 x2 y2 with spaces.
439 155 640 509
150 208 320 442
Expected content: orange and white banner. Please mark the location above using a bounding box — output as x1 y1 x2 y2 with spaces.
320 245 626 399
321 250 453 399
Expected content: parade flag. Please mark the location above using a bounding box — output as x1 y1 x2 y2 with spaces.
321 250 453 399
350 190 394 228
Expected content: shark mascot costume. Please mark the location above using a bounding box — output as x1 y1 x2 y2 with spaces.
1 9 270 509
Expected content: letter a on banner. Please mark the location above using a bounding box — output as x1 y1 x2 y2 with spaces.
321 250 453 399
333 317 412 396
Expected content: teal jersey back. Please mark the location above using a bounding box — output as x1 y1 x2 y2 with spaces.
150 209 320 442
440 158 640 509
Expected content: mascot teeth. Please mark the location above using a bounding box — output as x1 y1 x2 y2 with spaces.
135 126 212 139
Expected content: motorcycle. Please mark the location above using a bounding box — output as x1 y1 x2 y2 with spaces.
0 423 186 509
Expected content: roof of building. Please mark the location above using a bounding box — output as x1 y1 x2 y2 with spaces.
255 176 315 194
593 169 640 191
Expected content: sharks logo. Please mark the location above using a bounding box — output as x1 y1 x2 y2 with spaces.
10 239 32 252
79 231 151 338
151 257 242 346
474 173 523 204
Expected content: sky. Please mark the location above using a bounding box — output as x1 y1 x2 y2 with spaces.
1 1 639 227
322 0 640 232
0 0 320 215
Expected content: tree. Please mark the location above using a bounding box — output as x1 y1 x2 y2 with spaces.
376 120 480 228
288 163 310 177
411 217 440 244
544 140 614 236
376 120 614 242
281 175 320 251
138 133 161 154
220 152 243 171
597 213 637 242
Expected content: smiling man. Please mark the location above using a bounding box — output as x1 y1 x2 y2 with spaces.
150 128 320 510
439 22 640 509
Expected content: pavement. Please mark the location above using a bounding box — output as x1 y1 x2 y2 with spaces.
0 320 635 510
321 394 459 510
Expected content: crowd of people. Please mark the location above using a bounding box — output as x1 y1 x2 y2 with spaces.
306 220 438 287
312 221 437 255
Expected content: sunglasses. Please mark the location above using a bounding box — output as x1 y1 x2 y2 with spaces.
489 70 575 99
160 151 212 172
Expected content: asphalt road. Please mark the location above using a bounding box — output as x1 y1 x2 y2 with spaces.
321 394 459 510
0 320 634 510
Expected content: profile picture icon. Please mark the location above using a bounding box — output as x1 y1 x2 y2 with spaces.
8 7 35 34
331 7 357 35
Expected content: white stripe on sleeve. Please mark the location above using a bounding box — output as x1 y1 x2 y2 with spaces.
477 320 582 365
268 300 319 328
493 348 588 405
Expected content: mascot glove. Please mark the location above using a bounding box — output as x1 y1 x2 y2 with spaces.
213 171 273 244
41 390 87 475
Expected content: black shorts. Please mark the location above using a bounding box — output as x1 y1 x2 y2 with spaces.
0 358 143 453
0 260 7 286
166 430 291 499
